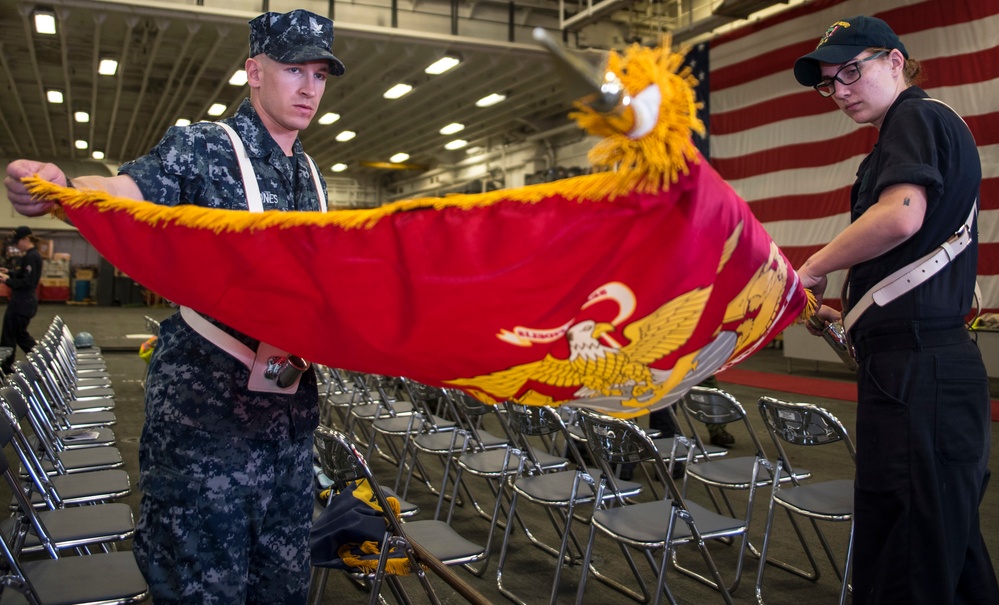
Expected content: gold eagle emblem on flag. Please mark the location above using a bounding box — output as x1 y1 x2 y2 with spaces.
446 284 712 411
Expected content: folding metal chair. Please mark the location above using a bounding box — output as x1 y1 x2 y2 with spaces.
438 391 570 578
755 397 856 605
391 379 459 498
0 386 122 477
0 418 148 605
671 386 807 591
11 362 116 431
575 408 760 605
317 367 362 428
37 335 111 390
310 425 489 605
344 374 414 459
0 415 134 556
495 402 643 605
0 394 131 513
6 372 117 452
25 350 114 413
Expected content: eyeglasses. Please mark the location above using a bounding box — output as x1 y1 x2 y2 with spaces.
814 51 888 97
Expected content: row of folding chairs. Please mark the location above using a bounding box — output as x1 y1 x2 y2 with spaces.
309 372 856 605
0 316 149 604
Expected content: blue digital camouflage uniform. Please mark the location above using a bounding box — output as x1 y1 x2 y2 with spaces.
120 97 325 605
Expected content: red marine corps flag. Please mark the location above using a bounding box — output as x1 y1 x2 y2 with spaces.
25 38 812 417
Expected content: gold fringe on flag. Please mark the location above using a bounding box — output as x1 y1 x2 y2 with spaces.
24 37 702 233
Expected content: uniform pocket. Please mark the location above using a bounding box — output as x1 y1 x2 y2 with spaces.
139 465 204 503
934 353 988 465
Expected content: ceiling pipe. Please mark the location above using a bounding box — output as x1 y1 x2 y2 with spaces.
0 43 23 157
137 20 201 155
87 12 106 161
559 0 637 32
19 2 52 157
119 18 171 160
147 23 230 155
193 45 245 126
104 16 138 163
56 7 77 159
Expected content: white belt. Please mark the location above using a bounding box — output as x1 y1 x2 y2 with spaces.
180 305 255 369
844 201 977 332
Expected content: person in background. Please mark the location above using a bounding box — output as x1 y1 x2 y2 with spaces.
793 16 998 605
0 226 42 375
4 9 343 604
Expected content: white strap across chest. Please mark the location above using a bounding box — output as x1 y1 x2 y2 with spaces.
215 121 327 213
179 122 328 359
843 202 977 331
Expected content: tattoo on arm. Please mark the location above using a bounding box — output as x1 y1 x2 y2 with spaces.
903 197 911 206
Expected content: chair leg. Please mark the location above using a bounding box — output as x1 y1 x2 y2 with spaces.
754 496 824 604
496 488 580 605
838 520 855 605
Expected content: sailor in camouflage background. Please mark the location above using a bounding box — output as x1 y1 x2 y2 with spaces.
5 8 344 604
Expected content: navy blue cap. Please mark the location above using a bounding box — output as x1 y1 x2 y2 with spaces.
11 226 32 243
794 16 907 86
249 10 345 76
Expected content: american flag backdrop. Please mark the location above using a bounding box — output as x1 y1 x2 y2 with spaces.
707 0 999 312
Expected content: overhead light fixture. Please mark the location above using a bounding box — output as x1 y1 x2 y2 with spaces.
46 90 63 104
74 111 89 123
74 140 88 150
228 70 247 86
444 139 468 150
475 93 506 108
383 83 413 99
439 122 464 135
331 163 347 172
318 112 340 125
425 56 460 75
335 130 356 142
92 150 105 160
207 103 227 117
389 152 410 163
34 10 56 35
98 58 118 76
175 118 191 127
466 146 484 155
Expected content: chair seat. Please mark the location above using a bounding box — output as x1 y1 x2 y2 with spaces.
687 456 811 488
38 446 124 474
66 396 115 412
0 551 148 605
403 519 486 565
68 385 115 399
350 401 414 420
592 498 747 547
473 429 508 450
379 485 420 518
775 479 854 520
412 430 461 454
371 415 420 435
2 503 135 551
514 469 643 506
69 377 111 388
652 436 728 461
458 448 566 477
27 469 131 507
60 411 116 429
53 427 117 449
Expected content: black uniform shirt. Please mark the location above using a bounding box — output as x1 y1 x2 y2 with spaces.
847 86 981 335
6 247 42 312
